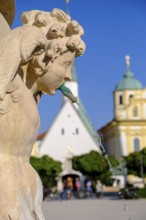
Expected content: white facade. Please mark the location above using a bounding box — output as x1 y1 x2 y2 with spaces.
40 101 100 162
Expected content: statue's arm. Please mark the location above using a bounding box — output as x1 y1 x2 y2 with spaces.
0 26 46 101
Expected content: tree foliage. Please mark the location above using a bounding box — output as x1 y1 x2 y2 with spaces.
30 155 62 188
123 148 146 177
72 150 119 185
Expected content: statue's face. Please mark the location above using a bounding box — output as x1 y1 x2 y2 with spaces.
36 51 75 95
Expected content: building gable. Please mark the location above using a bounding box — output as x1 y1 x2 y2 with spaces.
40 101 100 161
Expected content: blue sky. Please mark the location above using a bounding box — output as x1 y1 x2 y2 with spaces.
12 0 146 134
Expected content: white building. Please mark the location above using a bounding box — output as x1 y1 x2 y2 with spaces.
36 63 101 162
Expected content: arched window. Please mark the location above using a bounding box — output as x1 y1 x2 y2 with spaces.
133 138 140 152
119 95 123 105
133 106 138 117
129 95 133 104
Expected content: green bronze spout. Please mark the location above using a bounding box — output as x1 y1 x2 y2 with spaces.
58 84 77 103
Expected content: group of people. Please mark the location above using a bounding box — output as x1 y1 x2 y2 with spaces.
60 177 81 200
85 179 104 198
60 177 104 200
43 177 104 200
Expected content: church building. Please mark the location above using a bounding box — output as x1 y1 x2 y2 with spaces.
98 56 146 159
36 63 101 162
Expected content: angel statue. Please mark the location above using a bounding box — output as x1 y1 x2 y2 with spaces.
0 2 85 220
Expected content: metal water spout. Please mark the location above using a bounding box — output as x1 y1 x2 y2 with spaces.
58 84 77 103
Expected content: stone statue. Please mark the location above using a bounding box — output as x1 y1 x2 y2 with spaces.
0 8 85 220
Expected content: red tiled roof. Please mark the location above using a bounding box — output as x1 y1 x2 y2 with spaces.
37 131 47 140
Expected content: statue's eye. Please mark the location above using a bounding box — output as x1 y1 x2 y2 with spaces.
34 47 44 55
64 61 72 66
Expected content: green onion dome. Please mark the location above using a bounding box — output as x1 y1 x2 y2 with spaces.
115 55 143 91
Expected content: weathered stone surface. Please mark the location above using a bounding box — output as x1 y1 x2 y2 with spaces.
0 9 85 219
0 13 10 39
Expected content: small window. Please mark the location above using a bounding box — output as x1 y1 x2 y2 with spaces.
133 106 138 117
119 95 123 105
61 128 65 135
133 138 140 152
76 128 79 135
129 95 133 101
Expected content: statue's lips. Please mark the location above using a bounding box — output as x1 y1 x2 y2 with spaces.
58 84 77 103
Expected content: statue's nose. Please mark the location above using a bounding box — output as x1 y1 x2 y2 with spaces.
65 69 72 81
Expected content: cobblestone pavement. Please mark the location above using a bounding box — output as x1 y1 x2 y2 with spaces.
42 199 146 220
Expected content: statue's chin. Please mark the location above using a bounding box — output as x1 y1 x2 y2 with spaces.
43 90 55 95
50 91 55 95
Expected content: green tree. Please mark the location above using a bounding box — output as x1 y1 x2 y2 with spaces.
30 155 62 188
123 148 146 177
72 150 118 185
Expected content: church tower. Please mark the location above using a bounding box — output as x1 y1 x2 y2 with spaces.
98 56 146 159
114 55 143 121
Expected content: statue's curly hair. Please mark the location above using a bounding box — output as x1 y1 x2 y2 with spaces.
0 9 86 100
21 9 85 59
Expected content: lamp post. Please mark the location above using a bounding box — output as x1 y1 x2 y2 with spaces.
140 157 145 187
